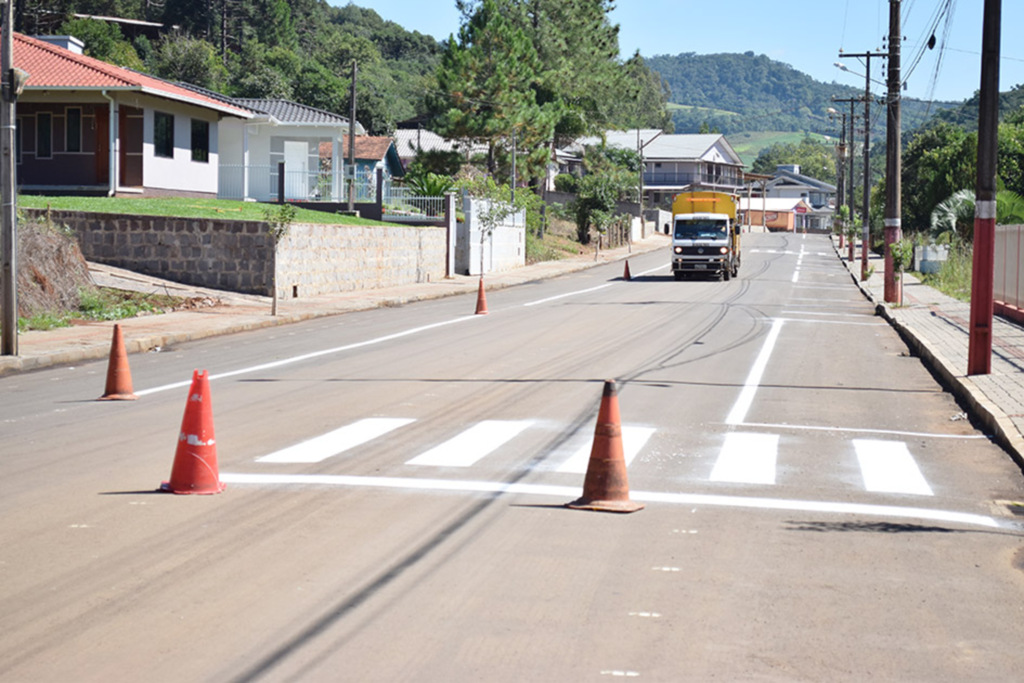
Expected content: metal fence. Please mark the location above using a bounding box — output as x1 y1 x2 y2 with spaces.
382 184 446 221
995 224 1024 308
218 165 378 203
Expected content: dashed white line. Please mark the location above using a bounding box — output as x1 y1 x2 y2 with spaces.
257 418 415 464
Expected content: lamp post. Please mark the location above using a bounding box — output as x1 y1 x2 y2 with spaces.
2 0 20 356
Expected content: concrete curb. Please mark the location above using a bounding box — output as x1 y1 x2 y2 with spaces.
831 238 1024 469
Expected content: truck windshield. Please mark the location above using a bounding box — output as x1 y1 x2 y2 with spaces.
675 219 727 240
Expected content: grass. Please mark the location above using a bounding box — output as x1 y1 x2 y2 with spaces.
728 131 831 168
918 242 972 302
14 287 183 332
18 195 396 226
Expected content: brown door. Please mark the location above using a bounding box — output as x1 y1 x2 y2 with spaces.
119 106 143 187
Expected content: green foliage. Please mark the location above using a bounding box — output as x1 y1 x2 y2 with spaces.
889 239 914 281
929 189 1024 243
553 173 577 193
920 240 972 302
59 18 145 70
149 36 229 92
262 203 297 241
406 149 464 178
751 135 836 183
406 173 456 197
647 52 956 136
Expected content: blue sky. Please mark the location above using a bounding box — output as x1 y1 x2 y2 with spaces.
332 0 1024 104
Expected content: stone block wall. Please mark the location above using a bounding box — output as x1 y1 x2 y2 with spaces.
25 209 447 298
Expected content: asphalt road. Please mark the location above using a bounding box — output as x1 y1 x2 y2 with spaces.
3 232 1024 681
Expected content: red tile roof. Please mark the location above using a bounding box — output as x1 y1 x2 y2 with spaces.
339 135 396 161
14 33 250 118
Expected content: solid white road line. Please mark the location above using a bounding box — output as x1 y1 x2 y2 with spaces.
855 439 934 496
710 432 779 484
218 472 1001 529
136 315 483 396
738 421 989 440
725 318 784 426
256 418 415 464
556 426 656 473
405 420 534 467
523 283 614 307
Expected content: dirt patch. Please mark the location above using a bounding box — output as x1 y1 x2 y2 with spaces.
13 219 93 317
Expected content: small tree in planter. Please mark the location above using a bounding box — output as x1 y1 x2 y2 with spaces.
263 203 297 316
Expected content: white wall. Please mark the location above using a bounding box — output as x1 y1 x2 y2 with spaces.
143 100 220 194
457 196 526 275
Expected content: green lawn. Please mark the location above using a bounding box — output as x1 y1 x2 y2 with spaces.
18 195 394 226
728 131 831 168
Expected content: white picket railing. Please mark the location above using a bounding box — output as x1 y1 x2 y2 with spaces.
218 165 377 203
995 224 1024 308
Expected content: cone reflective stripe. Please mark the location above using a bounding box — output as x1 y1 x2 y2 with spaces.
567 380 644 513
475 276 489 315
161 370 226 494
98 324 137 400
623 260 631 281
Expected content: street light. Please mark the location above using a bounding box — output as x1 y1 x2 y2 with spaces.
834 62 887 88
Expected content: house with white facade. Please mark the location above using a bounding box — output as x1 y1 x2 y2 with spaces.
14 33 252 197
762 164 837 232
218 98 363 202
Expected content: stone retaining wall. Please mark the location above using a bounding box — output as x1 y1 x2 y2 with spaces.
25 209 447 298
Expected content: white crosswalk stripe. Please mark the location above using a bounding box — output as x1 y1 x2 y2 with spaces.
405 420 534 468
256 417 415 463
854 439 934 496
709 432 779 484
556 426 656 474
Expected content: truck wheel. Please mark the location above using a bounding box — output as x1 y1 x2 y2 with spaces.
723 267 731 281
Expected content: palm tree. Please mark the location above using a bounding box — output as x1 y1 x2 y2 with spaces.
930 189 1024 243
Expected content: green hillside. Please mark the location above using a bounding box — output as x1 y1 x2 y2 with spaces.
728 131 831 169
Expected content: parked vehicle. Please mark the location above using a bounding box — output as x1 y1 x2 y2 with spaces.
670 191 741 281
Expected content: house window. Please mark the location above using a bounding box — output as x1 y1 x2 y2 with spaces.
37 112 52 159
191 119 209 163
154 111 174 158
66 107 82 153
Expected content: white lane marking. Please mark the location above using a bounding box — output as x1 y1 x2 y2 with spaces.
217 473 1001 529
779 318 885 327
710 432 779 485
634 264 668 277
406 420 534 467
556 426 656 473
725 318 784 426
738 422 988 440
781 311 873 318
136 315 482 396
855 439 934 496
791 269 800 283
256 418 415 464
523 283 613 307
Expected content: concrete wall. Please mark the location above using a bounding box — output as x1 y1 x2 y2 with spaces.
24 209 447 298
456 197 525 275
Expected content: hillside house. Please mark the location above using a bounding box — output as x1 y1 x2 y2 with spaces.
763 164 836 232
14 33 252 197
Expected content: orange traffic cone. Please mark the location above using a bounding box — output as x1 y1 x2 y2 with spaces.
623 260 632 281
475 276 489 315
98 324 137 400
161 370 226 494
567 380 644 513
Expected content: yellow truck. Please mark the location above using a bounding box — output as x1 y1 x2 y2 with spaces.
670 191 741 281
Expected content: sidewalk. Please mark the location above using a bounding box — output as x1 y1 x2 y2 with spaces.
0 233 669 376
836 238 1024 468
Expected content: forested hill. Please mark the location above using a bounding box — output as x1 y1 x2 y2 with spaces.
647 51 957 135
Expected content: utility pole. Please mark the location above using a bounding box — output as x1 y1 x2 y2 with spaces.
833 97 860 253
968 0 1001 375
347 61 357 212
2 0 18 356
838 49 885 281
883 0 902 303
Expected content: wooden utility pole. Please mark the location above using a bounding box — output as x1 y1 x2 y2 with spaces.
968 0 1001 375
884 0 902 303
838 49 885 281
2 0 17 356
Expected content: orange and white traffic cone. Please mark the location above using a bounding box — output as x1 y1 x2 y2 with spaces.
161 370 226 494
475 276 489 315
567 380 644 513
623 260 631 281
98 324 137 400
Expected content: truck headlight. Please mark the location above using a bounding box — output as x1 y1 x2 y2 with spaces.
719 247 728 254
674 246 683 254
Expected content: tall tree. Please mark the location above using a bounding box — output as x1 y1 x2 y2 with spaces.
434 0 555 178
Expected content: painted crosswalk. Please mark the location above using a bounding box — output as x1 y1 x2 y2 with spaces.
251 418 943 497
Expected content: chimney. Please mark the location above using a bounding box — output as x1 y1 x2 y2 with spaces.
34 36 85 54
